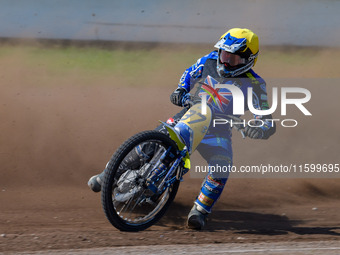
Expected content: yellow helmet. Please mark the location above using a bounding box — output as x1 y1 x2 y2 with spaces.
214 28 259 77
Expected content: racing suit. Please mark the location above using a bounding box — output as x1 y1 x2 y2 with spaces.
164 50 276 213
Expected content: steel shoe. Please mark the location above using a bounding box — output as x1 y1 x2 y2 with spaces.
88 171 105 192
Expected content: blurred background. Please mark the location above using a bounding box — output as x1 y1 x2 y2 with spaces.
1 1 340 252
1 0 340 46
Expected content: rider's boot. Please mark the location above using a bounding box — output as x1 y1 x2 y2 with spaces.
88 143 156 192
187 204 208 230
88 171 105 193
187 172 229 230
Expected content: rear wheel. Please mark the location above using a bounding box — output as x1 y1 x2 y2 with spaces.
101 130 180 231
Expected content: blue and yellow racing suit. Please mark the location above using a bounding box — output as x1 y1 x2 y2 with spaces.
160 50 276 213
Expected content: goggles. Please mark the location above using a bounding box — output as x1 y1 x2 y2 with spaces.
219 50 246 66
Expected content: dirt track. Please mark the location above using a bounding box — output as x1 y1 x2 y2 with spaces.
1 46 340 253
6 241 340 254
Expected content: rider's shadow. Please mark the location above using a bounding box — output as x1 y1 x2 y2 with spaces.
160 203 340 236
208 210 340 236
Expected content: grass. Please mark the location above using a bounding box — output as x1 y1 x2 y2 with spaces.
0 43 338 86
0 44 203 77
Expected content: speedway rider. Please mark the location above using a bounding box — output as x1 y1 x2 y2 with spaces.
88 28 276 230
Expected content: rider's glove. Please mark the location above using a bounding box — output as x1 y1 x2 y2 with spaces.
244 125 264 139
170 87 187 106
181 93 193 108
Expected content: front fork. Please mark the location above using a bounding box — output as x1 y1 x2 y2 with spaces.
146 147 188 194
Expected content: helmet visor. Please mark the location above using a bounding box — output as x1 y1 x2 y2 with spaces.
220 50 246 66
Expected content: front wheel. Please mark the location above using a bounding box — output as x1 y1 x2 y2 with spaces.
101 130 180 231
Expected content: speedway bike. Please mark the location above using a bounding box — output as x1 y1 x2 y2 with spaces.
100 78 245 231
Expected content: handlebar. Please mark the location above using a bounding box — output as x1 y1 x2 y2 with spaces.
183 99 194 109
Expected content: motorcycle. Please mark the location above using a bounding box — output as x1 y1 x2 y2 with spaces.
100 76 245 231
